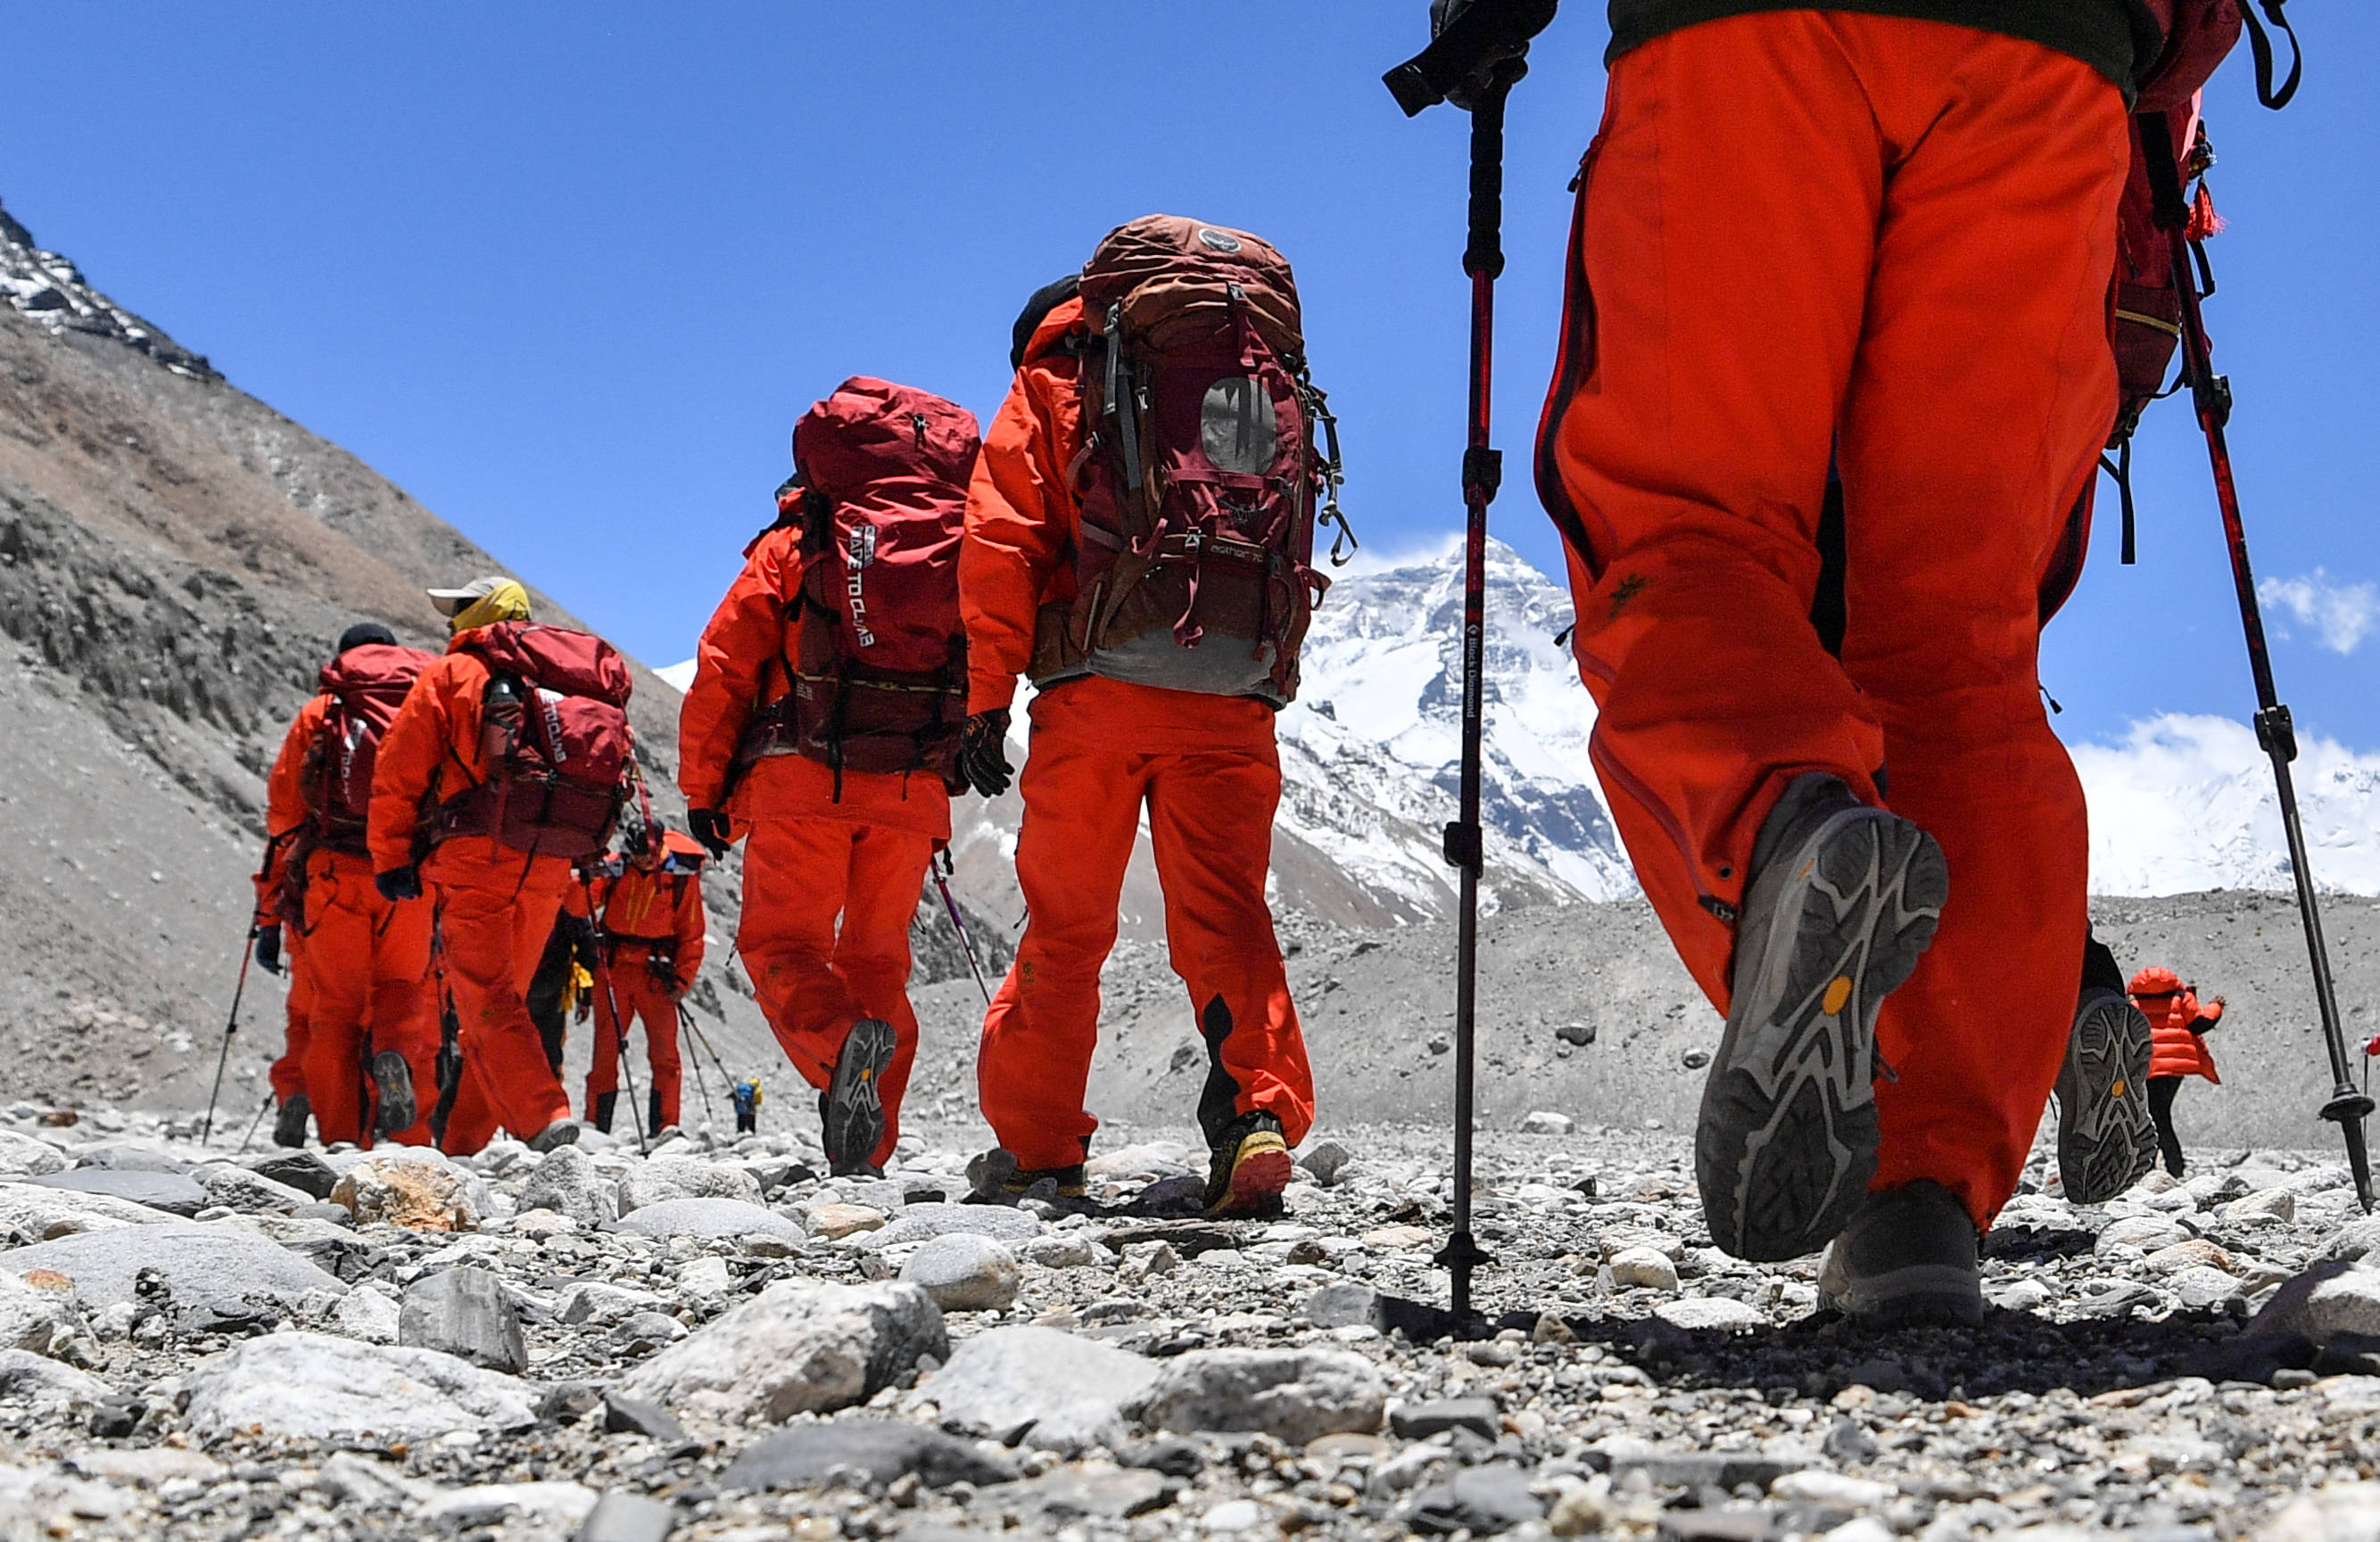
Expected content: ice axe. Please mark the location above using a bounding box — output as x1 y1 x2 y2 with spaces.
931 851 994 1007
1385 0 1561 1325
2140 107 2373 1213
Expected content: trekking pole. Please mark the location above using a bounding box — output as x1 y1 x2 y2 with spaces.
235 1088 274 1155
2141 109 2374 1212
931 851 994 1007
582 879 649 1153
679 1015 720 1135
1386 0 1559 1325
201 923 261 1144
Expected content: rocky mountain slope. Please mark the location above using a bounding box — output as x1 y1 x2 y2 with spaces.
0 195 1001 1119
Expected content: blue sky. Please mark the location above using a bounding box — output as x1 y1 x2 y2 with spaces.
0 4 2371 756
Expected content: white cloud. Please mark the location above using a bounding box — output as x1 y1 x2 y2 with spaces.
2071 713 2380 895
2257 568 2377 655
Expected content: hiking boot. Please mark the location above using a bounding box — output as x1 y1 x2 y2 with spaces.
1815 1180 1984 1328
1004 1164 1087 1200
2054 987 2157 1205
526 1118 583 1154
272 1093 311 1150
1205 1111 1293 1216
822 1018 897 1177
1698 773 1947 1261
369 1051 417 1136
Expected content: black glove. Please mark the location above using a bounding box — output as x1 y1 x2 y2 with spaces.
688 808 734 861
253 925 283 976
961 710 1013 800
376 866 423 903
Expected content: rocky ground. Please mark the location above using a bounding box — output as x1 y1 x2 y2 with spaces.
4 1107 2380 1541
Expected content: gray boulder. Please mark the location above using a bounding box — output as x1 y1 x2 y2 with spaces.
721 1420 1015 1490
28 1167 206 1216
0 1271 79 1356
577 1492 680 1542
617 1280 945 1424
195 1165 313 1216
1 1222 344 1316
868 1202 1041 1249
0 1132 65 1179
923 1324 1162 1449
900 1234 1020 1312
517 1145 618 1227
617 1158 763 1214
2244 1259 2380 1344
245 1150 338 1200
0 1181 178 1240
611 1198 805 1244
181 1332 538 1441
1123 1348 1386 1444
401 1266 527 1373
0 1348 111 1407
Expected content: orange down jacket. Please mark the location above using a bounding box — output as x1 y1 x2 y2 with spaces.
2131 966 2222 1083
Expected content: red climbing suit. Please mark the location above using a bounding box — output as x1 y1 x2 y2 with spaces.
679 526 944 1169
960 296 1315 1172
1534 12 2130 1230
567 833 707 1131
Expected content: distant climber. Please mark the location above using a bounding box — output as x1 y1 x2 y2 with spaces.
368 576 637 1158
963 216 1343 1215
680 381 977 1176
567 824 707 1139
2131 966 2225 1178
258 621 442 1148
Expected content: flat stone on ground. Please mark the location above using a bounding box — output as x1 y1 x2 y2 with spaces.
722 1419 1015 1490
182 1332 540 1440
923 1324 1163 1446
610 1197 805 1243
617 1280 945 1423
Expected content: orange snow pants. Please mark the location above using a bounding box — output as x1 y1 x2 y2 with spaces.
1537 13 2126 1230
270 931 312 1106
427 838 574 1156
979 677 1315 1171
584 950 685 1132
740 816 933 1169
299 850 439 1147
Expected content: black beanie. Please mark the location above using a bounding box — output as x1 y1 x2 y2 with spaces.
336 623 399 656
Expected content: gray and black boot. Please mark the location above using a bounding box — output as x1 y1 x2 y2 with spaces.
1697 772 1947 1261
370 1051 417 1136
822 1018 897 1177
272 1093 311 1150
1816 1180 1984 1328
2055 987 2157 1204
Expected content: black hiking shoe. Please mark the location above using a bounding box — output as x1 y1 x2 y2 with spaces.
272 1093 311 1150
1816 1180 1984 1327
2054 987 2157 1205
1204 1111 1293 1216
822 1018 897 1177
369 1052 417 1137
1697 773 1947 1261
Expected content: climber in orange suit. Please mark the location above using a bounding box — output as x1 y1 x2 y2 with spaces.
961 292 1313 1211
2129 966 2224 1177
679 519 940 1175
368 579 581 1158
566 828 707 1137
1534 11 2138 1318
258 623 441 1148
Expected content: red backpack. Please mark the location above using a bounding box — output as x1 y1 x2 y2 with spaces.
432 622 636 860
745 377 979 790
304 643 436 858
1033 214 1352 707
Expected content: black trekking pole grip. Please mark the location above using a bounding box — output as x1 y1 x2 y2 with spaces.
1466 89 1508 282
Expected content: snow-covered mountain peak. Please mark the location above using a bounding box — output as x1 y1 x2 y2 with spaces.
0 199 215 379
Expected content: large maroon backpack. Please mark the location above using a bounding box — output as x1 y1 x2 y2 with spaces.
305 643 437 858
775 377 979 789
1037 214 1352 707
433 622 636 860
